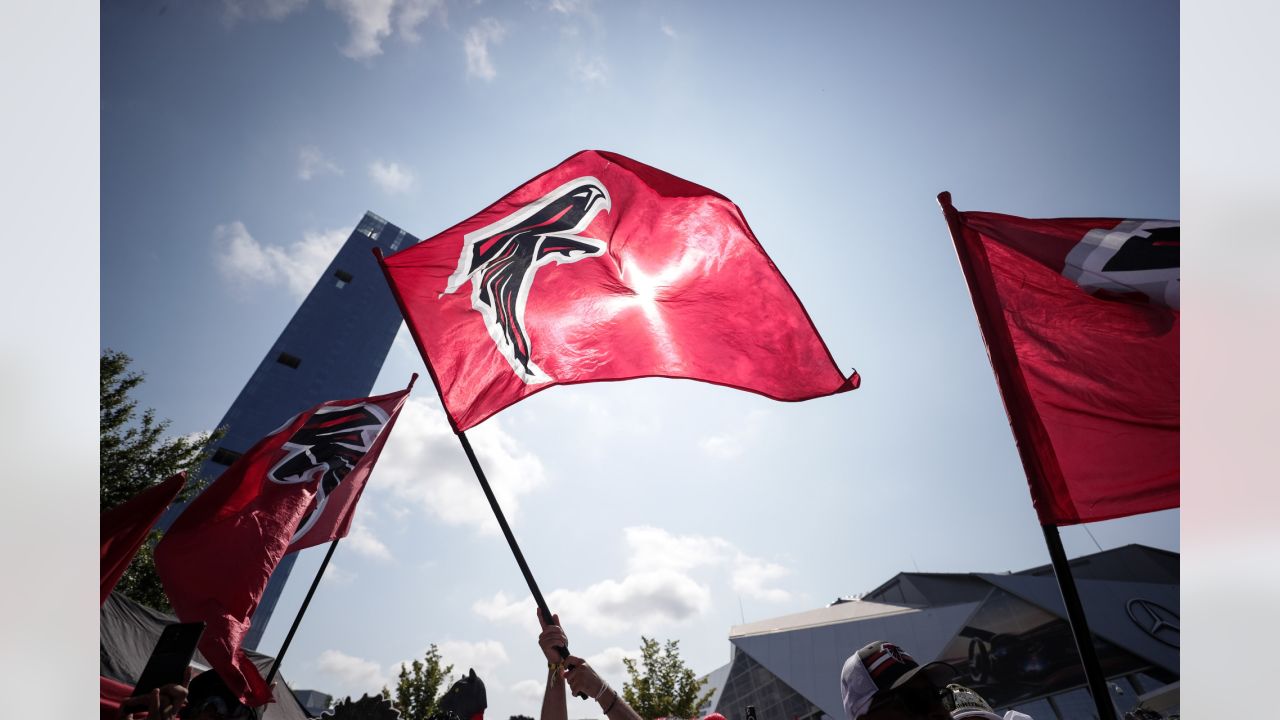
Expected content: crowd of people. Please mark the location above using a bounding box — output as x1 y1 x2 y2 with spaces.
112 622 1167 720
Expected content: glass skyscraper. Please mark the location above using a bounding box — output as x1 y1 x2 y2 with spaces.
171 211 419 650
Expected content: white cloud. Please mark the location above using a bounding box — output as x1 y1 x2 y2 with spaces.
397 0 445 41
345 518 393 561
511 679 545 706
276 228 349 296
698 409 770 461
623 525 792 604
327 0 396 59
213 222 349 299
322 562 357 586
464 18 507 81
317 649 389 695
731 556 792 603
660 22 676 38
549 570 712 635
473 526 791 639
372 398 547 534
221 0 308 24
547 0 589 14
298 145 343 180
368 160 415 194
574 55 608 86
473 591 531 628
438 640 510 676
586 646 640 687
213 222 275 285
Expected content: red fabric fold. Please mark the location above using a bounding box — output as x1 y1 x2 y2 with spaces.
941 194 1178 525
155 385 412 705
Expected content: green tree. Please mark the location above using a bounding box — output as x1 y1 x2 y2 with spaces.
381 645 455 720
101 349 221 611
621 637 712 720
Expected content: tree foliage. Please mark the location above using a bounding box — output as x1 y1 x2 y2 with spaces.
621 637 712 720
382 645 455 720
101 348 221 611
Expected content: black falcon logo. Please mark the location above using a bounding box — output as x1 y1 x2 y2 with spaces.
1064 220 1180 308
442 177 611 384
268 403 390 542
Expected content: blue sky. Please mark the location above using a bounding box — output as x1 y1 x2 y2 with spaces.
101 1 1178 717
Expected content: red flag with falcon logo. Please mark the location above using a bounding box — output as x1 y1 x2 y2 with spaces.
154 380 413 705
376 150 858 431
938 192 1178 525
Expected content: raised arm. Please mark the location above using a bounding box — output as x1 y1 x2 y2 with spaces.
537 611 569 720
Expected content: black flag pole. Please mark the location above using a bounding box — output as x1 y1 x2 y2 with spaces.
263 537 340 690
938 192 1117 720
371 247 587 698
1040 523 1116 720
261 373 418 701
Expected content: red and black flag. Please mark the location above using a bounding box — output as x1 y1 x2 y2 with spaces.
100 472 186 605
939 192 1178 525
154 381 412 705
378 149 858 431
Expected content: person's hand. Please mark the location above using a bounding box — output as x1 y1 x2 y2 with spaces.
562 656 606 700
537 610 568 665
122 666 193 719
120 669 192 719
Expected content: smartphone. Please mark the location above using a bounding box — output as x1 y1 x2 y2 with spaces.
122 622 206 712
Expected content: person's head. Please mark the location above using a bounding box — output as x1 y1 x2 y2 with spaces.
840 641 956 720
436 668 487 720
940 684 1001 720
179 670 254 720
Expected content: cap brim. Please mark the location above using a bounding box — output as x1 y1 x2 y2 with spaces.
952 710 1002 720
887 660 959 691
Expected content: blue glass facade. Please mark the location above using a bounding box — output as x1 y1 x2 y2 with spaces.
170 211 418 650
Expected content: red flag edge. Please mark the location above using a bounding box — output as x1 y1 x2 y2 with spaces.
937 191 1078 525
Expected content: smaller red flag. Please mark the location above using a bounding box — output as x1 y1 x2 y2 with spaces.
100 472 186 606
155 382 412 705
939 193 1178 525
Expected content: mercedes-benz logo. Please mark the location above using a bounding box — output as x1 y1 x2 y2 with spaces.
1126 598 1179 648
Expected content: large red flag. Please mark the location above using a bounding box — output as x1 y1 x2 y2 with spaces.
939 192 1178 525
377 150 858 431
155 383 412 705
100 472 186 605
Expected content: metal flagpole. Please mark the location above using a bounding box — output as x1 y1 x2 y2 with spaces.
370 247 586 697
937 192 1116 720
452 429 585 699
263 537 341 689
1041 523 1116 720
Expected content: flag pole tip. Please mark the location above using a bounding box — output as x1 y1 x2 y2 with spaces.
937 191 953 207
408 372 420 390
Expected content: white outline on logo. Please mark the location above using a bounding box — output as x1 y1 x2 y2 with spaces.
1063 219 1180 309
442 176 611 385
268 402 390 543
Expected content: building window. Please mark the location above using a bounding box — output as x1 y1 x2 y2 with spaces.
389 229 407 251
356 212 387 241
277 352 302 369
211 448 243 466
334 269 353 288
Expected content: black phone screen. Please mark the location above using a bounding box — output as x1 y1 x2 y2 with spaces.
126 622 206 706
